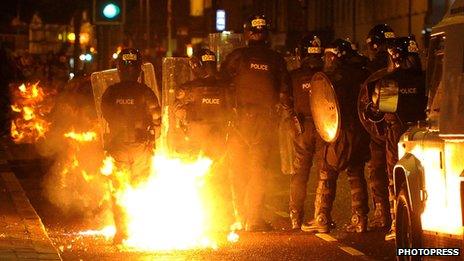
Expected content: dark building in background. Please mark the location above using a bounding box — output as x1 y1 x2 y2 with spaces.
0 0 454 62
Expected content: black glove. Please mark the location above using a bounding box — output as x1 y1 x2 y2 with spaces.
364 102 385 123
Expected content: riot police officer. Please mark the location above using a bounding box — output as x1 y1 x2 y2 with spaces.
221 15 293 232
363 24 396 229
366 24 396 73
288 34 324 230
174 48 229 157
371 37 426 241
101 48 161 244
302 39 370 233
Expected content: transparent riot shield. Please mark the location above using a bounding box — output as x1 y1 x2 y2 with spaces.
208 32 244 68
90 63 160 144
161 57 194 152
278 55 300 175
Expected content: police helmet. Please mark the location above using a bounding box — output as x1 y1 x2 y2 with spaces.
299 34 323 60
189 48 217 79
244 15 270 43
366 24 395 49
117 48 143 82
244 14 270 33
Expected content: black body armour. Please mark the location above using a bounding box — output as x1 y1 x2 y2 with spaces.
379 68 426 123
180 79 227 124
222 45 289 109
367 50 389 74
290 61 322 119
102 81 159 144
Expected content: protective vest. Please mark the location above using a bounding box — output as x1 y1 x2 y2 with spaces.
378 68 426 124
367 50 389 74
101 81 159 144
182 80 227 123
228 46 286 109
290 63 322 118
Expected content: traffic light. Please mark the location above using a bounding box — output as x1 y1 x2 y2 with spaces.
93 0 125 25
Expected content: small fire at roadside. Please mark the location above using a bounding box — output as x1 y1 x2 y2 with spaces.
10 82 55 143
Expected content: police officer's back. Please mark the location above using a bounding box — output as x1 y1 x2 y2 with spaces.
101 48 161 244
371 36 426 242
288 34 325 229
366 24 396 73
174 49 229 156
221 16 291 111
221 15 291 232
102 49 161 147
302 39 370 234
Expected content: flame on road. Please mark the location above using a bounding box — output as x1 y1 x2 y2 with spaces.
77 106 236 250
98 151 218 250
10 82 54 143
64 131 97 142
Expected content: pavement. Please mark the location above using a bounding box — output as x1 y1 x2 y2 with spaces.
0 138 61 260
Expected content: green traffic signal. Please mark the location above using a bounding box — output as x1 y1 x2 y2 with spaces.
102 3 120 19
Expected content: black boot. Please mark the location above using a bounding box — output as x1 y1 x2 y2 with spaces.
345 212 368 233
301 213 334 233
385 220 396 241
301 171 337 233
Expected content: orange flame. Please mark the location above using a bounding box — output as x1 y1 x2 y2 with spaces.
10 82 54 143
64 131 97 142
404 143 463 235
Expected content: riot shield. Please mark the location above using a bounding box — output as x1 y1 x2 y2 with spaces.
278 55 299 175
309 72 341 143
208 33 244 68
357 68 389 141
90 63 160 143
161 57 194 152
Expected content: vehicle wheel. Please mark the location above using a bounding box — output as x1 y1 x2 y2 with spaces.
396 185 422 261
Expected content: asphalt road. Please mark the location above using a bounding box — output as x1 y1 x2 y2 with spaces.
8 147 396 261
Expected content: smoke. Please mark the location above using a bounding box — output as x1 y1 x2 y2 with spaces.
36 76 111 221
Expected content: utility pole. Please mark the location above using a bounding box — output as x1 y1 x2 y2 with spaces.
352 0 356 42
146 0 150 49
167 0 173 56
408 0 412 34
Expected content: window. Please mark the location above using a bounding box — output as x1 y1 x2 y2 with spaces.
426 33 445 112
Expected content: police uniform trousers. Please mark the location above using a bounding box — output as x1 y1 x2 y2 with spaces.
367 136 390 208
314 125 370 219
385 115 408 224
108 141 153 236
289 119 323 221
227 108 275 226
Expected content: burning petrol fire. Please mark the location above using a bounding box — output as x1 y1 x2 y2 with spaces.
98 151 219 250
64 130 97 142
81 106 235 251
10 82 54 143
